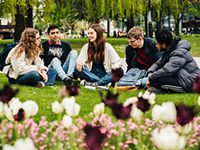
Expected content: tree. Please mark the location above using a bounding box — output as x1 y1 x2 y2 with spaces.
0 0 42 40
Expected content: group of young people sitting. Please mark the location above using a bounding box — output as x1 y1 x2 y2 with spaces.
4 24 200 94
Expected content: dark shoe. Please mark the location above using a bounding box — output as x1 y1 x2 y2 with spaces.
33 81 45 87
63 76 73 86
161 85 186 93
146 87 166 94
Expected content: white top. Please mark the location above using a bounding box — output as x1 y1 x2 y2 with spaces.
77 42 122 73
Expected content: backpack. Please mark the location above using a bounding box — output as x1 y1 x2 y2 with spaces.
0 41 19 71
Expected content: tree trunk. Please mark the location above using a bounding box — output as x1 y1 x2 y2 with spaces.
26 4 33 28
175 21 179 36
107 19 110 37
144 11 148 37
14 5 25 41
126 14 134 32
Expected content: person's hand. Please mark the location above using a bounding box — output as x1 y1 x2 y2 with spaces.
146 80 151 88
76 61 84 72
37 70 48 82
146 73 152 88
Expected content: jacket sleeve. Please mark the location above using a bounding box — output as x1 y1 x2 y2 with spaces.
149 51 186 84
125 45 133 70
34 55 48 72
77 44 88 63
107 43 122 69
11 52 38 76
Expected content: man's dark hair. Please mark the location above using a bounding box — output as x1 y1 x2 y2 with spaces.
47 25 59 34
156 30 172 46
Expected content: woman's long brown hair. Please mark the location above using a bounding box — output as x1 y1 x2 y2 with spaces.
86 24 106 64
14 28 43 62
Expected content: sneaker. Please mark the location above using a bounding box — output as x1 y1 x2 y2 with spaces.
33 81 45 87
80 79 86 85
80 79 97 86
146 87 166 94
63 76 73 86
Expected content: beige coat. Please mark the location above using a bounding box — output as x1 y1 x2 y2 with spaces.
77 43 122 73
6 46 48 79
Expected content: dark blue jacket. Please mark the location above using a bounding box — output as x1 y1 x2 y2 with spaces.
148 38 200 92
126 37 162 71
41 41 72 66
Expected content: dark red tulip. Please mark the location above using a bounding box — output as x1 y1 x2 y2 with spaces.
66 82 80 96
111 68 124 82
0 85 19 104
84 124 106 150
136 97 151 113
193 75 200 93
110 103 132 120
99 90 119 106
14 108 25 121
176 103 198 126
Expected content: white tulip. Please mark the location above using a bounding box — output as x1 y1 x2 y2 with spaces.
176 122 192 135
0 101 4 117
4 104 14 121
93 103 105 116
198 96 200 106
148 93 156 105
3 144 15 150
63 115 72 128
8 98 20 106
15 137 35 150
152 125 186 150
23 100 39 118
3 137 36 150
62 97 80 117
152 101 176 124
9 98 23 115
138 92 143 97
52 101 63 114
123 97 138 107
130 103 143 122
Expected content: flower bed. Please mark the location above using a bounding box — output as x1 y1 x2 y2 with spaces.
1 74 200 150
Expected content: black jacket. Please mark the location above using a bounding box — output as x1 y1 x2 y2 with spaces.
125 37 162 71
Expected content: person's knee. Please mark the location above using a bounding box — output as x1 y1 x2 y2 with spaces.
51 57 61 66
69 50 78 58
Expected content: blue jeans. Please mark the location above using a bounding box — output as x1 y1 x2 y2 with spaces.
74 64 113 85
8 68 57 86
48 50 78 80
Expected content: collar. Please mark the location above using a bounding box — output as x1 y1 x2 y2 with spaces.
48 40 61 45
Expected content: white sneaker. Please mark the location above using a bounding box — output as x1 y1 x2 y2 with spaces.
80 79 86 85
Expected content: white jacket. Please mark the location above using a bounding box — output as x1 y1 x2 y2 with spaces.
6 46 48 79
77 43 122 73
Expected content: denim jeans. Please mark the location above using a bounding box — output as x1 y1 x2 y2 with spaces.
48 50 78 80
74 64 113 85
8 68 57 86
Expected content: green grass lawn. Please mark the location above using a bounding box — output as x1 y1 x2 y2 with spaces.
0 35 200 123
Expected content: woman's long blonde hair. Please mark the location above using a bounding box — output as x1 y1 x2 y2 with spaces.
14 28 43 61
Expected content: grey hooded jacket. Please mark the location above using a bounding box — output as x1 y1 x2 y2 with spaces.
147 38 200 92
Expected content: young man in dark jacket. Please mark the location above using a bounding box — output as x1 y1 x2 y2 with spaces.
117 27 162 90
146 29 200 93
42 25 78 85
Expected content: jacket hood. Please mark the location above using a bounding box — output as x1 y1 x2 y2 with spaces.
168 36 191 53
176 40 191 51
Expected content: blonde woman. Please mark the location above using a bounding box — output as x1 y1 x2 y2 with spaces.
6 28 57 87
